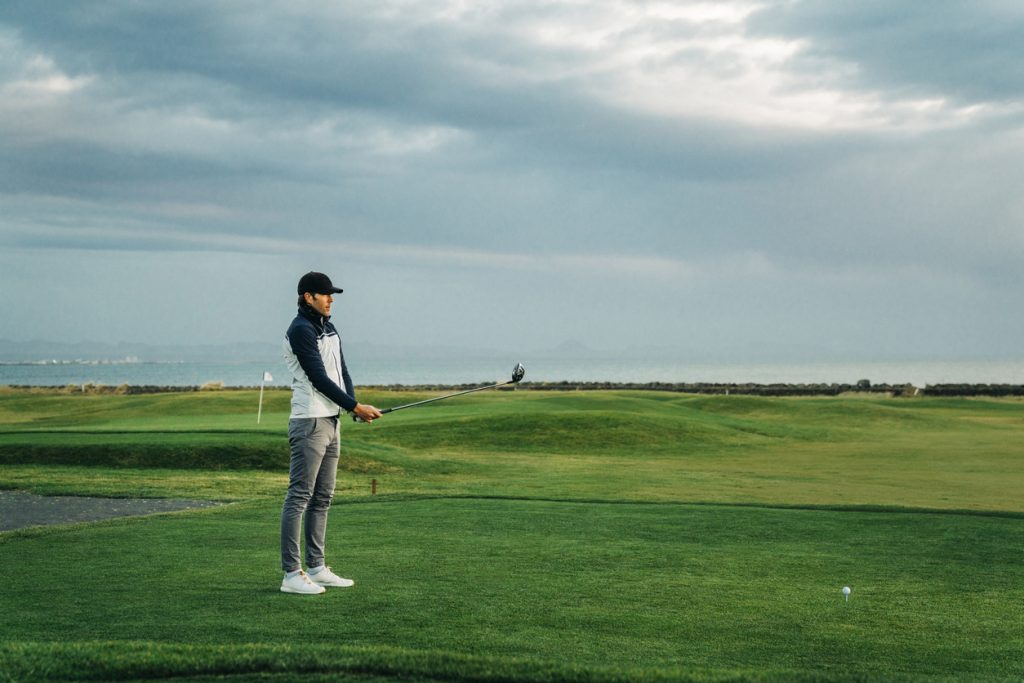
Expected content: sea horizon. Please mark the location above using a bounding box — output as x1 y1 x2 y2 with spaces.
1 356 1022 389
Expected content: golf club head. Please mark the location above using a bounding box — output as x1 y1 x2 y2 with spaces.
511 362 525 383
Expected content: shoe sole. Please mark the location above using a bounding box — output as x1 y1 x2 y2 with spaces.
280 586 325 594
310 581 354 588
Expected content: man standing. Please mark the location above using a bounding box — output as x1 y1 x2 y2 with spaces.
280 271 382 595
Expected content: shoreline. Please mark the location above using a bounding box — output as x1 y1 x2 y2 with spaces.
3 382 1024 397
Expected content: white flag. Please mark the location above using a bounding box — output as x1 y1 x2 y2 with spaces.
263 371 273 382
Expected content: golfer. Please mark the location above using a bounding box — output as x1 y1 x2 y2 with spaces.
280 271 382 595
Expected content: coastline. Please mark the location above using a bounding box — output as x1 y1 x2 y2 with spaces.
3 381 1022 397
1 357 1022 389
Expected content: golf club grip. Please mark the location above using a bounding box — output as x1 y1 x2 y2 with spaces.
351 406 393 422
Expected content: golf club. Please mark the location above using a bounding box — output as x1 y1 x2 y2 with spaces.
352 363 525 422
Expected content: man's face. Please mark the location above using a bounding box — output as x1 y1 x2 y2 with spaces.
306 292 333 317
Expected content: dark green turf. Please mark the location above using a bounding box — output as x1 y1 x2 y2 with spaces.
1 498 1022 681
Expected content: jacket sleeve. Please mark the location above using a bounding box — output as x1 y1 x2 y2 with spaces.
289 323 358 412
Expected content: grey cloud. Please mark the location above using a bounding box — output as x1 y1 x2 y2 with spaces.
0 3 919 181
3 1 875 254
2 1 863 173
748 0 1024 106
1 1 542 128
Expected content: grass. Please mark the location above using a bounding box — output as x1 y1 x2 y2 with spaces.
3 499 1022 680
1 387 1023 681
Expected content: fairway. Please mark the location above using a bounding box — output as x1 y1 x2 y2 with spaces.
1 388 1023 681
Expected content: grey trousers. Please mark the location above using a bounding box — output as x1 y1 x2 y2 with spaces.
280 416 339 573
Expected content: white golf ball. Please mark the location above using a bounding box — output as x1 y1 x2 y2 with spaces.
842 586 851 596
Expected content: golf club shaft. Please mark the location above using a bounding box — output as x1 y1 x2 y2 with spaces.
353 362 524 422
382 381 513 414
352 380 513 421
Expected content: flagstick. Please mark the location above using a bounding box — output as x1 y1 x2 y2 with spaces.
257 374 266 424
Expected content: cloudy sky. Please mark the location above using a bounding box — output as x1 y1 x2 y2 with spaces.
1 0 1022 363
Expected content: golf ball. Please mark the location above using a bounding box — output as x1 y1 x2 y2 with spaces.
842 586 851 596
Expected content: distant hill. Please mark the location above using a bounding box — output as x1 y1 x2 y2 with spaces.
547 338 599 357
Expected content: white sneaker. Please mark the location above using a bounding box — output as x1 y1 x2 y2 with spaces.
307 566 354 588
281 571 326 595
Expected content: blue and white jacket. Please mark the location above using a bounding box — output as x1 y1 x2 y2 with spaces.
283 305 357 418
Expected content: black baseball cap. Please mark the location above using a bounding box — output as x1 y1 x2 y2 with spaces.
297 271 343 295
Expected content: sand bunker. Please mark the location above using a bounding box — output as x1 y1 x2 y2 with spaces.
0 491 224 532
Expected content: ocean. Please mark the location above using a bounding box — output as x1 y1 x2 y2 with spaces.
2 357 1022 389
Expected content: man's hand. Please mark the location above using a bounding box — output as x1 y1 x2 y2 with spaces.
353 403 383 423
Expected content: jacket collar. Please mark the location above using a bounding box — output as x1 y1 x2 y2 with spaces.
298 304 329 330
